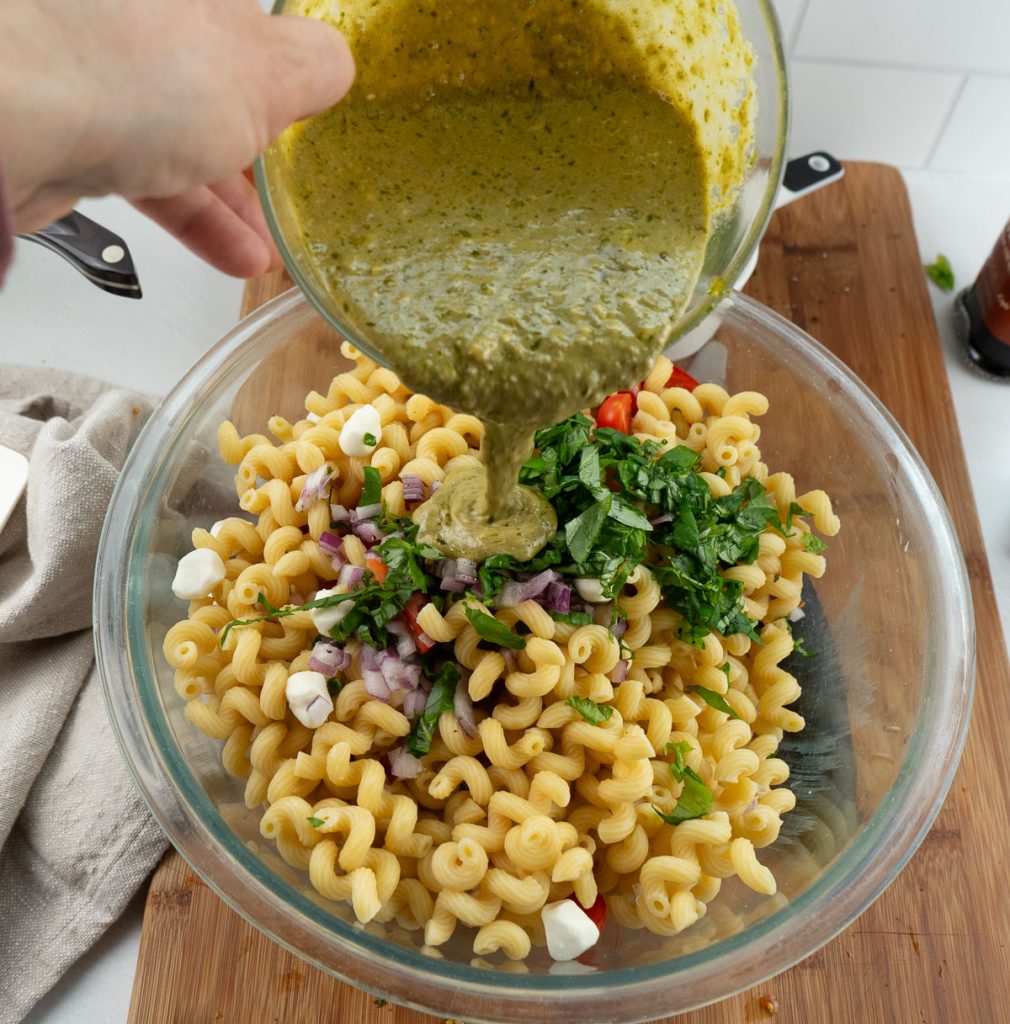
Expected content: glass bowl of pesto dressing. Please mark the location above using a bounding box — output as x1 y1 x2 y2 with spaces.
255 0 789 424
97 289 972 1023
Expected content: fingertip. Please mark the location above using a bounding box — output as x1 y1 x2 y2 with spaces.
273 14 356 121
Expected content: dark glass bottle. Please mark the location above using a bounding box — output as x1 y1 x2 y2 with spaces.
956 218 1010 380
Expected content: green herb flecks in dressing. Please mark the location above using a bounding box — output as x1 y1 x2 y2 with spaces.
279 0 755 559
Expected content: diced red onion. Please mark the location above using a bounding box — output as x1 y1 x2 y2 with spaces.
395 632 416 658
612 659 630 683
454 679 477 738
441 578 467 592
352 502 382 522
497 569 559 608
330 503 350 523
363 670 390 702
542 581 572 614
307 640 351 676
403 688 428 720
455 558 478 584
417 629 435 650
439 558 457 579
338 564 365 590
594 602 614 627
401 474 427 502
388 746 424 779
330 553 346 572
609 617 628 638
295 464 335 512
354 520 385 545
360 645 391 702
377 649 422 691
319 531 344 556
431 480 442 492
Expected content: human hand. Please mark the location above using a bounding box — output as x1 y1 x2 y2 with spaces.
0 0 354 277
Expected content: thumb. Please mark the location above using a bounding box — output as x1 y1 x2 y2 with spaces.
258 13 356 137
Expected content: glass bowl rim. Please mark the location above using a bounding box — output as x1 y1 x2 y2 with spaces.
95 288 975 1021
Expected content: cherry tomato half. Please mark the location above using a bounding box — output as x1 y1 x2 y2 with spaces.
665 365 700 391
364 551 388 584
403 592 435 653
569 891 607 932
596 392 634 434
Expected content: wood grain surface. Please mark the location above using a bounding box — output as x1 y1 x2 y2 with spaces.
128 163 1010 1024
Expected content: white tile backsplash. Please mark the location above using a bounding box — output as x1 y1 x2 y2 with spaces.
774 0 1010 172
788 61 962 168
930 76 1010 175
794 0 1010 75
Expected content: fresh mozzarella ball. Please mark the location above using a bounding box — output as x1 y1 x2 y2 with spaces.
574 577 607 604
541 900 600 961
286 671 333 728
339 404 382 457
311 586 354 636
172 548 226 600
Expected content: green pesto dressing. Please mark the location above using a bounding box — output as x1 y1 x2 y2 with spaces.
279 0 754 559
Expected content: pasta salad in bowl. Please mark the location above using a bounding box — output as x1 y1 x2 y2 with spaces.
95 290 972 1023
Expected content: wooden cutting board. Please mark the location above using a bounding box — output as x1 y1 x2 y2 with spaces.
128 163 1010 1024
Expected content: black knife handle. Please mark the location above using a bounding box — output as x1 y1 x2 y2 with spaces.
19 210 142 299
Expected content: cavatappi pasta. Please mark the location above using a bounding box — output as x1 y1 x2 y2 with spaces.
165 344 839 961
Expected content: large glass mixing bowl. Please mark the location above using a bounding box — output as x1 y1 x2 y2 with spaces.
95 290 973 1023
254 0 789 357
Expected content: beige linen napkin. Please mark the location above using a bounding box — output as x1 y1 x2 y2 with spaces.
0 366 168 1023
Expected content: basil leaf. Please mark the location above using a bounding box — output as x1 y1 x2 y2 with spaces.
360 466 382 507
689 685 740 719
802 534 827 554
578 445 608 499
653 771 714 825
608 499 653 531
307 816 325 828
785 501 809 531
565 496 612 563
464 605 527 649
924 253 955 293
566 695 615 725
362 432 377 447
405 663 459 757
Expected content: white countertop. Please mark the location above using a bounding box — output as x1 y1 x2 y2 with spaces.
2 168 1009 1023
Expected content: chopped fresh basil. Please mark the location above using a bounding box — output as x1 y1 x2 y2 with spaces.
566 695 614 725
785 501 810 531
405 662 459 757
362 432 377 447
550 610 594 626
307 815 325 828
802 533 828 554
924 253 955 293
689 685 740 719
665 739 693 781
464 605 527 649
792 635 815 657
326 677 342 696
653 768 714 825
360 465 382 507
